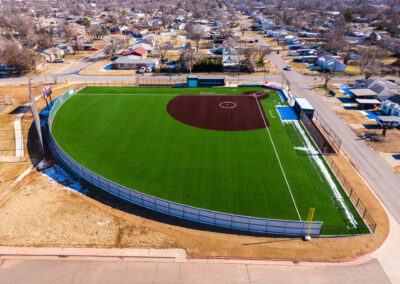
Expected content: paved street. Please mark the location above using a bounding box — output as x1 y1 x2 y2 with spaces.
0 258 391 284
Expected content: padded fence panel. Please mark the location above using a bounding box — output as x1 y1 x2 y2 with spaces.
46 88 323 237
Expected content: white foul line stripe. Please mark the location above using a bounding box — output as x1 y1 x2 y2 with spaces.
254 96 302 221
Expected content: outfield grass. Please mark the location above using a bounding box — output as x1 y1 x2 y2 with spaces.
51 86 369 234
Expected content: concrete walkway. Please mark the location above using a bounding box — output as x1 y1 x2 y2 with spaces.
0 258 391 284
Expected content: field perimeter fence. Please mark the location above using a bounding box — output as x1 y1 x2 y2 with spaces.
299 111 337 155
72 77 186 88
321 155 377 235
313 110 342 153
46 87 324 237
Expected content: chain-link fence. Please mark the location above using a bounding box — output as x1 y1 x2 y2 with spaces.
322 156 377 235
313 110 342 153
299 111 337 155
46 87 323 237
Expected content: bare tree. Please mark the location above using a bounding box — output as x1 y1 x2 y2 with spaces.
322 61 341 89
158 41 174 63
88 25 105 40
240 23 249 36
187 25 204 54
104 38 124 58
256 46 272 62
358 46 380 76
179 45 197 73
237 46 257 73
0 39 42 74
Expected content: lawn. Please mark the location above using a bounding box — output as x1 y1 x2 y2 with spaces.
51 86 369 234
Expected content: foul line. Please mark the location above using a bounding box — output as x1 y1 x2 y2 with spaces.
253 96 302 221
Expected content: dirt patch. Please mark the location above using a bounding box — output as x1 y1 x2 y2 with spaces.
167 94 269 131
355 128 400 153
336 109 374 125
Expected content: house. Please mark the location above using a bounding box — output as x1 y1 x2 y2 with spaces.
300 31 319 38
296 49 317 56
80 43 94 51
222 48 240 72
381 95 400 117
141 35 156 46
41 47 64 62
129 43 153 54
132 29 149 38
174 15 185 23
259 19 274 31
113 56 159 70
131 47 148 58
347 50 361 61
57 44 74 55
354 79 400 101
171 23 185 30
293 56 318 63
316 55 346 72
352 30 382 44
280 34 301 45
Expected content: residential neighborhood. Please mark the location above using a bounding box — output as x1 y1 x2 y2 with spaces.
0 0 400 283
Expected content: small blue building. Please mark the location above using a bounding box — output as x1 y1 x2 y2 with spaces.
186 75 225 87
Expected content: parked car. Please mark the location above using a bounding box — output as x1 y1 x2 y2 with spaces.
137 67 146 74
283 66 292 71
90 48 99 51
255 39 259 43
146 67 152 73
54 58 64 63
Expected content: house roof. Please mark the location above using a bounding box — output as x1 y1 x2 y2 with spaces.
132 47 148 55
121 51 132 56
356 79 399 100
355 99 381 104
378 116 400 123
387 95 400 104
113 56 155 64
350 89 377 97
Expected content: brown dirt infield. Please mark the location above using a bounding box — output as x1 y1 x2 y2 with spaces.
167 93 270 131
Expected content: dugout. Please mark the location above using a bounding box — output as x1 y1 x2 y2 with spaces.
186 75 225 87
294 98 314 119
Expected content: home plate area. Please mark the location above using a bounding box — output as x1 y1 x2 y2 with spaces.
167 93 270 131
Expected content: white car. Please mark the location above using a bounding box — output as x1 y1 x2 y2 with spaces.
283 66 292 71
54 58 65 63
146 67 152 73
138 67 146 74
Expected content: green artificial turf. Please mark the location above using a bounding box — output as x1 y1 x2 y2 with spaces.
51 86 369 235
